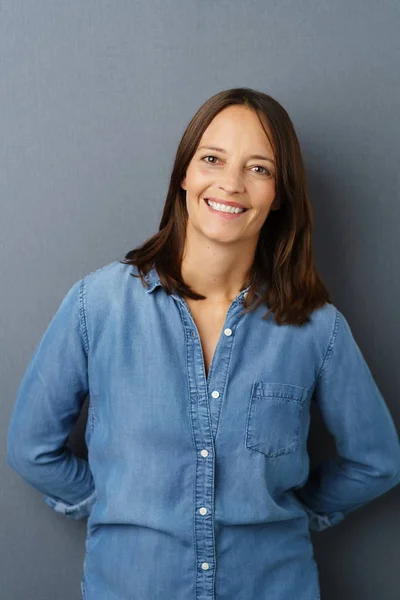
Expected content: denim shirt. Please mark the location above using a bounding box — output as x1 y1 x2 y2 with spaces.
7 260 400 600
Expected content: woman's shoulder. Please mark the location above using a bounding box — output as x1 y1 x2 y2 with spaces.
80 260 145 307
299 301 345 359
83 259 137 284
308 301 338 329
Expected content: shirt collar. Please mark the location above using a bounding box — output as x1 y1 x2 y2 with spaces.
139 266 264 299
142 266 162 293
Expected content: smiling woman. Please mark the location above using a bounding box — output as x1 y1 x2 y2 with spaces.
121 87 324 326
7 87 400 600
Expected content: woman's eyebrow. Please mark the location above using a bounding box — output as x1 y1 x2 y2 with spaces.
197 145 275 165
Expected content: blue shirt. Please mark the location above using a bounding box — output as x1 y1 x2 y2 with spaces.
7 260 400 600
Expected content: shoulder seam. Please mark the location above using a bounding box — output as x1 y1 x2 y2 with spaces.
316 307 341 382
78 277 90 356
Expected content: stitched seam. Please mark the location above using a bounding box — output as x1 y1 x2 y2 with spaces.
173 299 200 598
78 276 96 433
316 307 340 382
79 277 90 356
255 391 304 402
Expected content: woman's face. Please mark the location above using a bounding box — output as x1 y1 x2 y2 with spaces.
181 105 279 246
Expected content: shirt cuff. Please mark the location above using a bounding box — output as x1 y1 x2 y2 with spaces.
43 488 97 520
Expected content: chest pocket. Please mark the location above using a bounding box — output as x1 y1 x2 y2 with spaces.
245 382 308 458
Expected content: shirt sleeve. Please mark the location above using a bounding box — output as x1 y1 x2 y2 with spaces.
6 278 96 520
294 308 400 532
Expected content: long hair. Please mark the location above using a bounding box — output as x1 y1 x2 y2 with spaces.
119 87 331 326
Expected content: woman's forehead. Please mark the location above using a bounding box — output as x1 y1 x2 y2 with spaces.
198 108 275 157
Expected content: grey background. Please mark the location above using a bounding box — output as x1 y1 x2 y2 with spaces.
1 1 399 598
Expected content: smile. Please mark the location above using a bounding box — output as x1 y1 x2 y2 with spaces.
203 198 248 219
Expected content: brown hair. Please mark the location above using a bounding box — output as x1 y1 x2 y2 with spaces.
119 87 331 326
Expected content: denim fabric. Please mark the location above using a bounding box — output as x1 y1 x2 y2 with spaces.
7 260 400 600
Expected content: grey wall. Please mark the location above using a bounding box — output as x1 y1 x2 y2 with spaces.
1 1 399 598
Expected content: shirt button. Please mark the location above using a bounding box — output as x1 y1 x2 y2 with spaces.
243 291 248 299
200 449 209 457
224 328 232 336
199 507 208 515
201 562 210 570
211 390 220 399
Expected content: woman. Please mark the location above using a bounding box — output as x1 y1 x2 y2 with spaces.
7 87 400 600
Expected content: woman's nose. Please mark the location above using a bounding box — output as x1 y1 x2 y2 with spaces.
217 166 245 195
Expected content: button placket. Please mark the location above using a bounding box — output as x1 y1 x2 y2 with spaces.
207 320 239 440
173 293 247 599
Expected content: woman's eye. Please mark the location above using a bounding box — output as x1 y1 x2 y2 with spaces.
202 155 271 176
252 165 271 176
202 155 218 164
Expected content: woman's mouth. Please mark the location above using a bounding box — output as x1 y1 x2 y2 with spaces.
203 198 248 219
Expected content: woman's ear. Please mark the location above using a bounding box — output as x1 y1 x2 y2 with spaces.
181 177 186 191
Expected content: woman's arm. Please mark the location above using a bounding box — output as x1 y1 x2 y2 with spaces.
295 308 400 531
6 278 96 520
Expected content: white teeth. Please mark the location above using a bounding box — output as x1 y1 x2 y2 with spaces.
206 199 245 214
